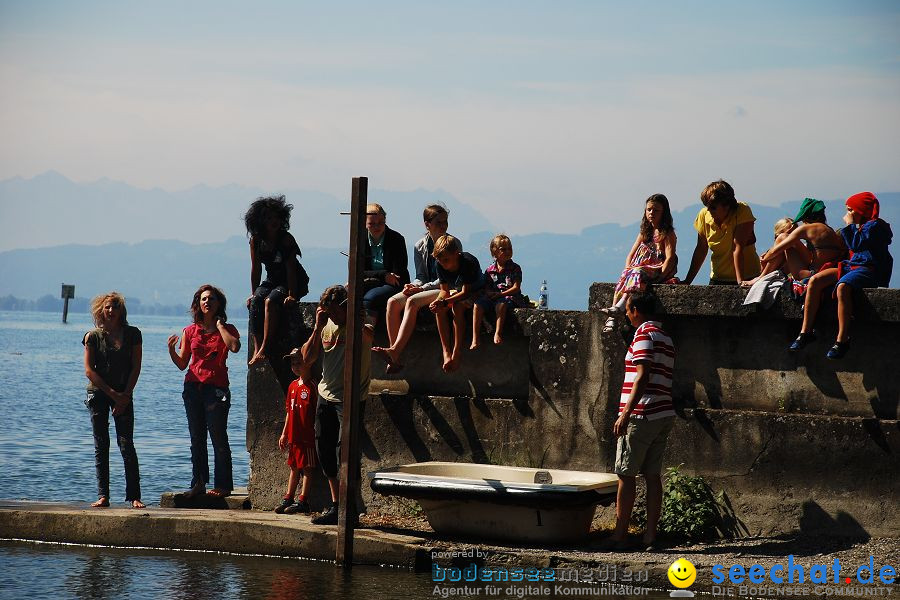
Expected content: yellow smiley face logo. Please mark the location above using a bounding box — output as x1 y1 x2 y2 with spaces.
667 558 696 588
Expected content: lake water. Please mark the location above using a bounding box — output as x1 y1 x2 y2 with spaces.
0 310 668 599
0 310 250 504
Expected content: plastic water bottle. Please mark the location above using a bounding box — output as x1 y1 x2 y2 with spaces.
538 280 549 310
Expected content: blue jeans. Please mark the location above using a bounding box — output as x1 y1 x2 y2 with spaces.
182 382 233 492
362 283 401 315
85 390 141 501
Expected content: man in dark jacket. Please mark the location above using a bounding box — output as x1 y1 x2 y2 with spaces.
362 203 410 323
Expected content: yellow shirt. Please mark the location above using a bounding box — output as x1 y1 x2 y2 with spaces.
693 202 762 282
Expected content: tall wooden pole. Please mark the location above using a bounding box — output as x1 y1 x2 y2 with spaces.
336 176 367 567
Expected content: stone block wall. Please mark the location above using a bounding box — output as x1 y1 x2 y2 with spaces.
245 284 900 537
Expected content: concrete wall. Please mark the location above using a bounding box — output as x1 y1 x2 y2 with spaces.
245 284 899 538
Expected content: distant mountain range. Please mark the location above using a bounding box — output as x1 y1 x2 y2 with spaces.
1 172 896 310
0 171 494 252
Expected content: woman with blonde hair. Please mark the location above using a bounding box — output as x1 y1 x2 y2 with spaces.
82 292 145 508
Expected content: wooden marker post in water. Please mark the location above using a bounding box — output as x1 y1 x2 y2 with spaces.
61 284 75 323
336 176 367 567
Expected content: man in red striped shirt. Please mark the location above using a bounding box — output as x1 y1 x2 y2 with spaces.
609 289 675 551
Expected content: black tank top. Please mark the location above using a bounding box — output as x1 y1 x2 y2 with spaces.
257 232 301 286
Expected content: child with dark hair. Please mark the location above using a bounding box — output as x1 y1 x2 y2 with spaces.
244 195 309 365
603 194 678 333
607 288 675 551
789 192 892 359
274 348 318 515
300 285 373 525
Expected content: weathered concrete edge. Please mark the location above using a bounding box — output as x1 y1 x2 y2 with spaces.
0 505 433 570
0 504 681 589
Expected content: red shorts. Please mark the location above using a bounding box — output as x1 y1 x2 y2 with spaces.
287 444 317 469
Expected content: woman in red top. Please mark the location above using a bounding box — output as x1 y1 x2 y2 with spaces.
167 284 241 498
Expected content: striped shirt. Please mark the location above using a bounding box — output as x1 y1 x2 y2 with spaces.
619 320 675 420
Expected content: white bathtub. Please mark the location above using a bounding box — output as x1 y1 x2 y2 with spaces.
369 461 618 544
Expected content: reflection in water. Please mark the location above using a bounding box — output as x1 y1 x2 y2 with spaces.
68 554 130 600
1 540 673 599
1 540 437 599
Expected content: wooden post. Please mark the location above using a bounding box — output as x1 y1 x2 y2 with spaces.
336 176 367 567
61 284 75 323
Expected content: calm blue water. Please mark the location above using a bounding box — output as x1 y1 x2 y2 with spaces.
0 311 666 599
0 310 250 504
0 539 437 599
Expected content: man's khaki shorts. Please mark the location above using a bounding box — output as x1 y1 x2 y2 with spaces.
615 416 675 476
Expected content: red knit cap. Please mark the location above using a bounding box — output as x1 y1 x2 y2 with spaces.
845 191 879 221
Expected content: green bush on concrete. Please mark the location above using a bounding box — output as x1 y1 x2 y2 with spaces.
632 464 747 541
658 464 746 542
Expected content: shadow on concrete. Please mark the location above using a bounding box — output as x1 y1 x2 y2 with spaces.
528 364 560 418
418 396 465 455
871 381 899 421
671 500 870 558
669 309 898 419
360 404 380 462
381 395 432 463
862 419 892 454
689 409 721 443
798 501 870 541
454 396 489 463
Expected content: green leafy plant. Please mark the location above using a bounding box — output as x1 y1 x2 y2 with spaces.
656 464 747 542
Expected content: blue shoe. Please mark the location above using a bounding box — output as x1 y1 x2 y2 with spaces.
826 341 850 360
788 332 816 352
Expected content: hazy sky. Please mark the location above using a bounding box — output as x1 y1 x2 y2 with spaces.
1 1 898 234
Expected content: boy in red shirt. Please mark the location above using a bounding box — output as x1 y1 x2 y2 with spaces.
274 348 318 514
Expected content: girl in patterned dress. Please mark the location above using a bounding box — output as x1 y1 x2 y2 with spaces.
603 194 678 332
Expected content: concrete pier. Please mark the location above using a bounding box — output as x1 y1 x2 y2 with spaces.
2 500 895 594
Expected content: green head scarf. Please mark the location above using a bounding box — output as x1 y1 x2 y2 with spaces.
793 197 826 223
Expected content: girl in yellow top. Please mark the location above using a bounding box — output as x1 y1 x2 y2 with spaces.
683 180 762 286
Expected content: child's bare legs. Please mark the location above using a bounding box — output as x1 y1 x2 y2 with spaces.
609 292 627 311
249 297 279 365
470 302 485 350
799 268 839 334
835 282 853 342
643 474 663 545
326 476 339 504
494 301 508 345
434 305 454 371
447 303 467 371
374 290 439 366
612 475 636 542
783 239 813 280
384 292 407 347
299 466 314 499
285 466 301 499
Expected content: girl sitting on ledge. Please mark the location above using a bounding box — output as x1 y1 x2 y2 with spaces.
602 194 678 333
